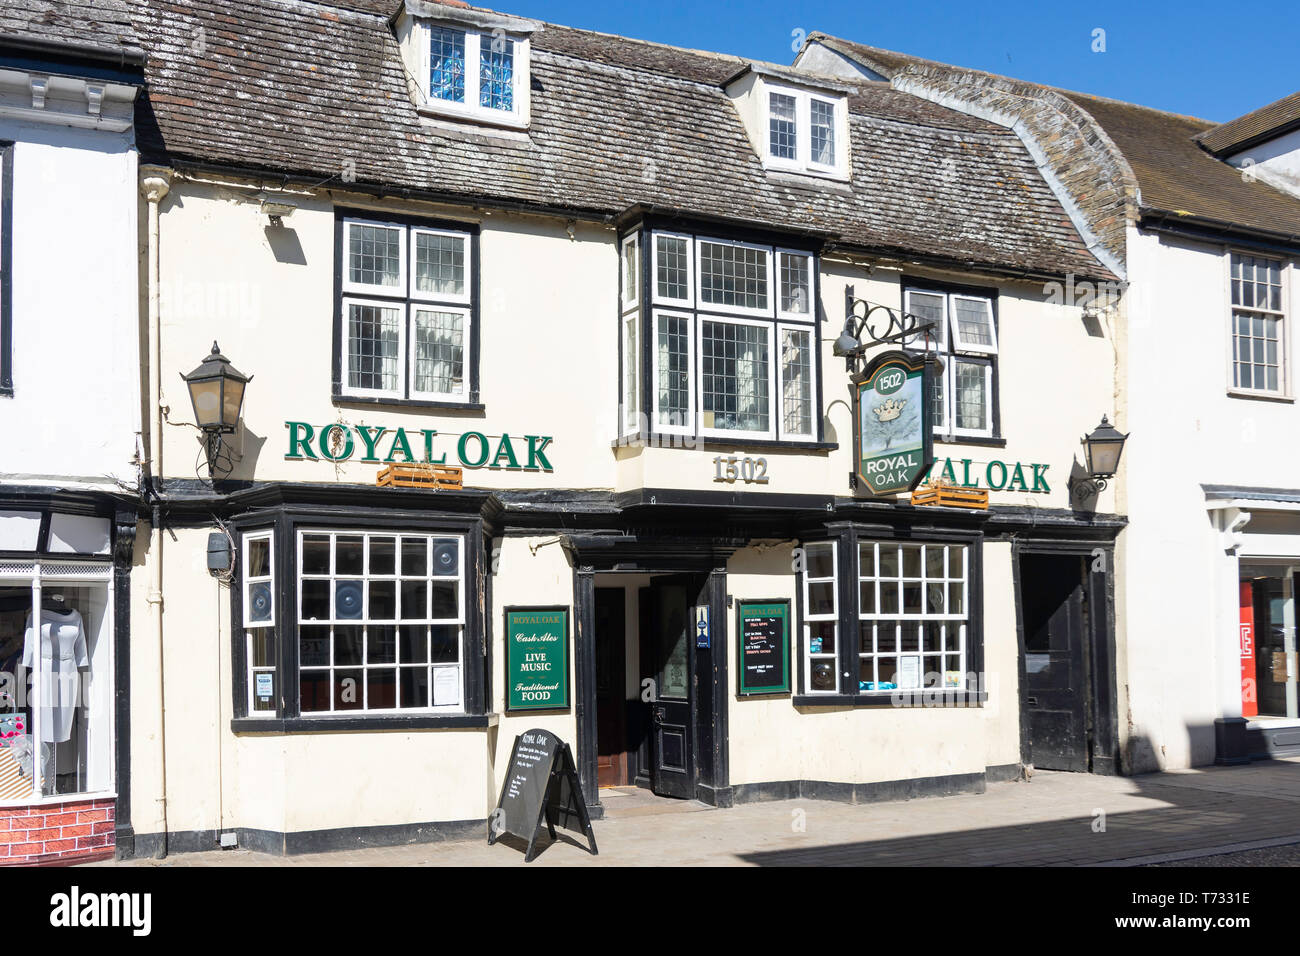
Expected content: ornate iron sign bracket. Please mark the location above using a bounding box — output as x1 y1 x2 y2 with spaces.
836 285 939 373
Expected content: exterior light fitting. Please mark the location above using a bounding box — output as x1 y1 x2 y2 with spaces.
180 341 252 479
1070 415 1128 502
259 197 297 226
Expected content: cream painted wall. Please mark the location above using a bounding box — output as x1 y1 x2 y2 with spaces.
1120 226 1300 770
154 175 1111 509
155 179 618 491
488 535 576 797
723 543 1020 786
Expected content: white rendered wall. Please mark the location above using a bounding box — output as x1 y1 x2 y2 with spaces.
1228 128 1300 199
1121 225 1300 771
0 118 140 490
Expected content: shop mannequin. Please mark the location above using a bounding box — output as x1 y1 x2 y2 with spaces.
23 598 87 744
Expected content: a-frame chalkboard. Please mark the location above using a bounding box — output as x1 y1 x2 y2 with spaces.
488 729 599 863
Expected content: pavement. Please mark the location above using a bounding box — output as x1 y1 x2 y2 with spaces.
94 758 1300 867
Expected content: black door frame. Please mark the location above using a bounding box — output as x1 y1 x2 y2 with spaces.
1011 539 1119 774
573 565 730 814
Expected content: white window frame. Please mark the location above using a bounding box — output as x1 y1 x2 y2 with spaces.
408 226 471 305
296 529 467 716
905 287 997 440
806 94 842 174
1226 249 1290 398
695 237 773 318
801 541 839 696
651 231 695 307
242 531 277 718
949 294 999 355
696 313 776 441
418 25 529 127
651 309 695 436
761 83 848 178
944 356 995 439
409 304 471 401
764 90 802 173
775 248 815 322
340 297 407 401
777 321 817 439
621 232 640 312
856 540 969 695
341 218 408 297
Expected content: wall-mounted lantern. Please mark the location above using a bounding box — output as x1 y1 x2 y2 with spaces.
1070 415 1128 501
180 341 252 478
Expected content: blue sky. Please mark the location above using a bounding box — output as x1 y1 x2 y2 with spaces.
507 0 1298 123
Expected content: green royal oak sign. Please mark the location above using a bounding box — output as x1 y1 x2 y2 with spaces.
853 351 934 496
284 421 554 471
505 607 570 712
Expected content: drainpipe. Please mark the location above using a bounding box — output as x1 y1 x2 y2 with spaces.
140 166 171 856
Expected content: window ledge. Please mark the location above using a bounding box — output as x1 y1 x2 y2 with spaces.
612 432 838 453
416 103 528 132
935 435 1007 449
333 394 485 413
793 691 987 708
231 714 498 734
1226 388 1293 404
764 167 852 189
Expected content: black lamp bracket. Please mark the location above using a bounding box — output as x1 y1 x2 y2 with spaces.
841 285 938 371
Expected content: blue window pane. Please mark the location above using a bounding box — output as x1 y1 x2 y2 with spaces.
430 27 465 103
479 35 514 111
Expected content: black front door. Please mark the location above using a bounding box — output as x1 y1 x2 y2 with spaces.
641 576 699 798
1019 554 1090 772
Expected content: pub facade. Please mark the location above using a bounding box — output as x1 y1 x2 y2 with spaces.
118 0 1126 856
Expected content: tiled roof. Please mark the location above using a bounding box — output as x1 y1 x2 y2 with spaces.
123 0 1112 280
812 35 1300 244
0 0 142 61
1197 91 1300 156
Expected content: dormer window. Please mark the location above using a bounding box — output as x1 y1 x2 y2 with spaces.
763 85 845 175
396 6 533 129
723 64 850 181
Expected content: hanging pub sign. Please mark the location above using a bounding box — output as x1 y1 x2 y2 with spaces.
504 606 570 712
853 350 934 496
737 599 791 696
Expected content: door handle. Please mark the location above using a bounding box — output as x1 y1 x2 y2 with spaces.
1026 696 1039 706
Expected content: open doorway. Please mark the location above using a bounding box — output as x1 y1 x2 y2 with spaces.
593 573 710 801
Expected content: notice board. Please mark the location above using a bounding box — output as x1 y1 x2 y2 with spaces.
737 599 791 696
505 606 570 712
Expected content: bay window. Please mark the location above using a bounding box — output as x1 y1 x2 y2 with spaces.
335 210 478 406
799 532 979 699
297 531 464 714
904 285 999 440
1231 252 1286 395
624 228 820 444
234 518 483 723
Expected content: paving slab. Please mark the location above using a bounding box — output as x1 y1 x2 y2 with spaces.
90 759 1300 867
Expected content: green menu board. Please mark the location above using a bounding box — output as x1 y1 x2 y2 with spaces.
505 606 570 712
737 599 791 696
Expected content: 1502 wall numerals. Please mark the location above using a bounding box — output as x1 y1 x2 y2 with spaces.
713 456 769 484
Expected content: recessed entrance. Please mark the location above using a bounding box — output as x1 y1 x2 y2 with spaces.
593 573 711 800
1015 546 1117 773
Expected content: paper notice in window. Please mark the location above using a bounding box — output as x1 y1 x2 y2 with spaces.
434 666 460 707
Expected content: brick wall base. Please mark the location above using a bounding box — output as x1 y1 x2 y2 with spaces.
0 798 116 866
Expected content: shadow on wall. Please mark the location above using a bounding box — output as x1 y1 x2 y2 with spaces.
1124 725 1224 776
264 225 307 266
185 425 267 484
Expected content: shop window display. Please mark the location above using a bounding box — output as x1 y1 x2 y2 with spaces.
0 575 112 802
